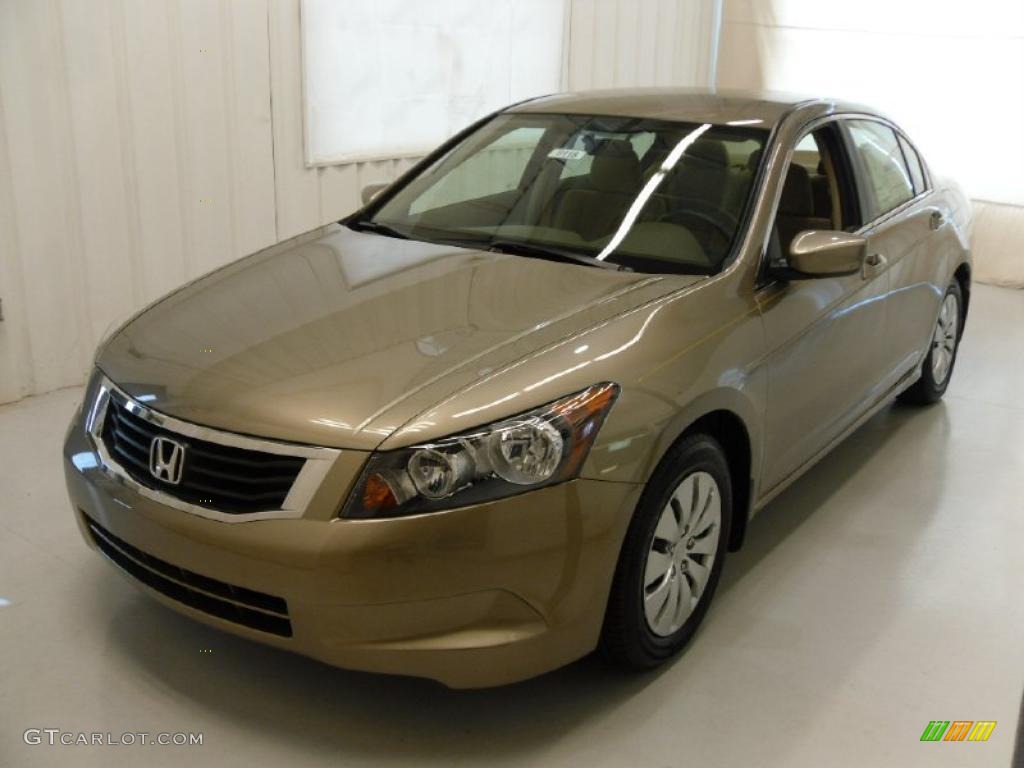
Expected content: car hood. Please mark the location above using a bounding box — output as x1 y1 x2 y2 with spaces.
98 225 692 450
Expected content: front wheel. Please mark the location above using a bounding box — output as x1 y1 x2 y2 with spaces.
899 279 963 405
600 434 732 671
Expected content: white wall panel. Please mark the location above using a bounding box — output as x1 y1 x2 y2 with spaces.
227 0 279 258
269 0 321 241
971 201 1024 288
0 0 92 397
0 75 32 403
60 0 140 346
119 0 188 302
567 0 719 90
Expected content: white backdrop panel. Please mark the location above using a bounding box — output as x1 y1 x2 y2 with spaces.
301 0 567 164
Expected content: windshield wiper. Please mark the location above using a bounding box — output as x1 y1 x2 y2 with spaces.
347 223 628 272
348 219 409 240
488 240 629 271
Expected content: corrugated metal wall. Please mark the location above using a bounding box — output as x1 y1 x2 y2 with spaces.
0 0 716 404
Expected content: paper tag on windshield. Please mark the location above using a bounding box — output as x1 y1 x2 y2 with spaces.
548 148 587 161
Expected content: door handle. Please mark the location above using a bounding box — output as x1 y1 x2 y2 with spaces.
862 252 888 279
929 211 944 230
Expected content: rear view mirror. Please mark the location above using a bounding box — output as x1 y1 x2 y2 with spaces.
361 182 388 206
775 230 866 279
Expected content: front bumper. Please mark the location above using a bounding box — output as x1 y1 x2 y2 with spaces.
63 408 641 688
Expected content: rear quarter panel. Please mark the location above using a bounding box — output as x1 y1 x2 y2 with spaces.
930 178 974 306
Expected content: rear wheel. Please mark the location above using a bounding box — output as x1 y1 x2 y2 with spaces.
601 434 732 670
899 280 963 405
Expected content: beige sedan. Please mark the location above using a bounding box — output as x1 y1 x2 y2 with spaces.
63 89 971 687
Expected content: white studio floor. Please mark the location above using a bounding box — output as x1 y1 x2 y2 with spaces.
1 283 1022 768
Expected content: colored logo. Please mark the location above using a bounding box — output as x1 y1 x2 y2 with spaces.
920 721 996 742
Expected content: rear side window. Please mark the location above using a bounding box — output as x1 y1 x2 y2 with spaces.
897 134 927 195
846 120 915 222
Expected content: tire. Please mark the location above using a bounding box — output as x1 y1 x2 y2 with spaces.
899 279 963 405
601 433 732 671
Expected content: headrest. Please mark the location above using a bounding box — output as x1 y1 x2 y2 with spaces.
747 148 763 172
779 163 815 217
589 139 641 193
685 139 728 168
664 138 729 203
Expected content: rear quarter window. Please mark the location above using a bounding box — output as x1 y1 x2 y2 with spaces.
897 134 927 195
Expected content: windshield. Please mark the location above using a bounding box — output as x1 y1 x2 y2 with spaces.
364 113 769 275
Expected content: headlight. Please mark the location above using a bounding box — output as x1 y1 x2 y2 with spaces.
342 382 619 519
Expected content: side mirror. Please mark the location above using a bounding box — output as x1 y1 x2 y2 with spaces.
774 230 866 279
361 182 388 206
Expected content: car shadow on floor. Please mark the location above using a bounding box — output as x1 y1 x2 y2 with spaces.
97 400 946 763
718 400 946 595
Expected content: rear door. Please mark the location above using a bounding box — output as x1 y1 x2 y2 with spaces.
842 120 937 387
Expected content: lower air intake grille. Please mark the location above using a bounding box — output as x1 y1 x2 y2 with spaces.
85 514 292 637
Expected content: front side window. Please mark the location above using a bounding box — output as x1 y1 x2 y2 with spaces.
767 122 854 270
366 113 769 275
847 120 915 222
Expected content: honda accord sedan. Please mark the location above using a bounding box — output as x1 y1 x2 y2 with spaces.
63 89 971 687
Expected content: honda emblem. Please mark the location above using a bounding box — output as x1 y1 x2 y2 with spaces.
149 436 186 485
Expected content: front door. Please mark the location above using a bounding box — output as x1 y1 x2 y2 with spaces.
757 121 890 493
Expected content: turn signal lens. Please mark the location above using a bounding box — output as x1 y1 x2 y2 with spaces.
556 381 619 478
362 472 399 513
343 382 619 519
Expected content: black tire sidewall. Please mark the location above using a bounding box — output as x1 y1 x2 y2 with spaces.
604 434 733 668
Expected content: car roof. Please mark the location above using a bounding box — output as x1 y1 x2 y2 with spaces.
507 87 877 128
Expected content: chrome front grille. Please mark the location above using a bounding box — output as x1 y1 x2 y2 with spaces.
102 399 304 514
87 374 340 522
